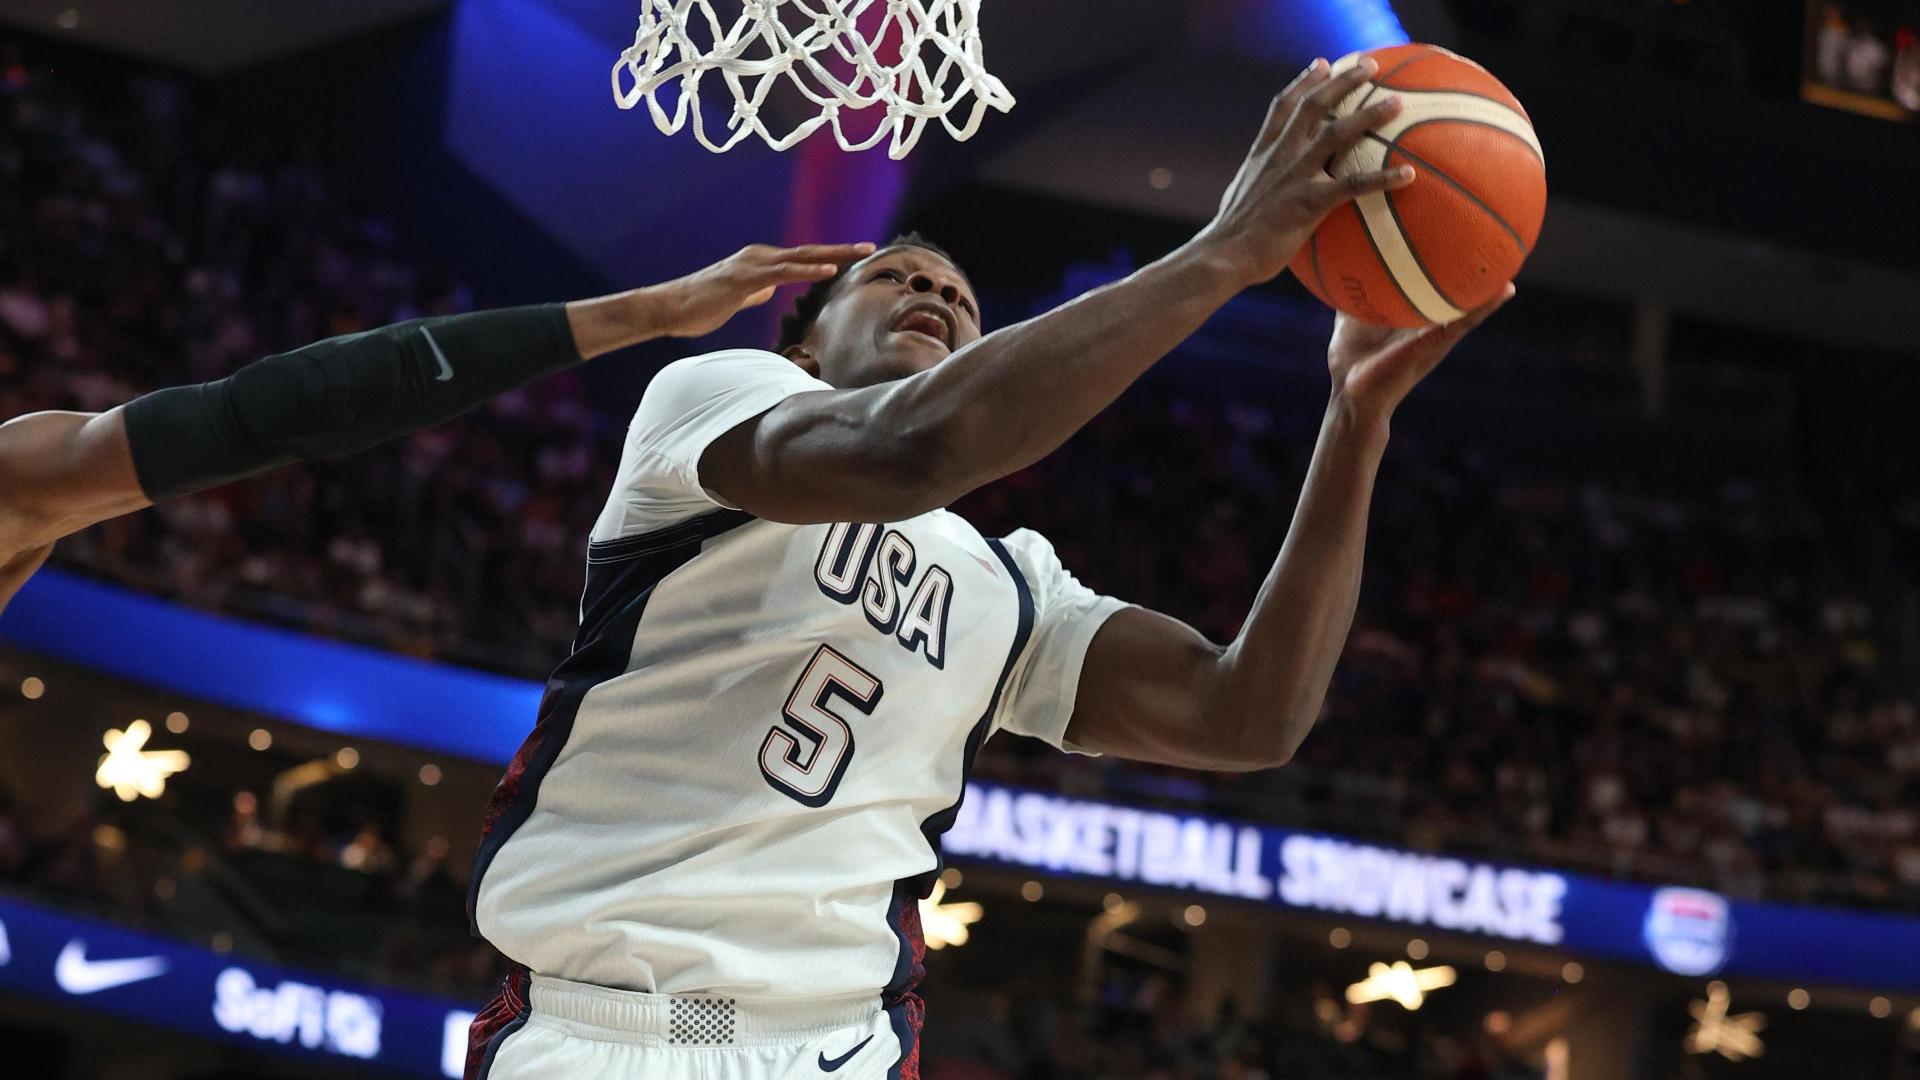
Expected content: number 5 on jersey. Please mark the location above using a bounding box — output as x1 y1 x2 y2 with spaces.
760 645 884 807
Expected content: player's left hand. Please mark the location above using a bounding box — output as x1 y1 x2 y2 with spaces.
1327 283 1514 419
648 242 877 339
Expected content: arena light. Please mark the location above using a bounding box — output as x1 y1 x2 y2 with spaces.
919 881 983 950
1545 1037 1570 1080
1345 961 1456 1010
95 720 190 802
1685 984 1766 1061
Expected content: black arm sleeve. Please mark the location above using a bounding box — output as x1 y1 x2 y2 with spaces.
122 303 578 502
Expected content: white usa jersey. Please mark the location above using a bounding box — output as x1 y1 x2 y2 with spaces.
470 349 1127 1002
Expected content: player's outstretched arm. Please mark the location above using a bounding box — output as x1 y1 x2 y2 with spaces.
701 59 1413 525
1060 290 1513 772
0 243 871 614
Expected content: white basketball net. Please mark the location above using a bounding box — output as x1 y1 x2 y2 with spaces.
612 0 1015 160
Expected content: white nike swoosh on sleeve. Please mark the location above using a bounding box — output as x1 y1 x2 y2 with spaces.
421 326 455 382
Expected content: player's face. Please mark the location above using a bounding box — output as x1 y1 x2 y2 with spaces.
794 246 983 389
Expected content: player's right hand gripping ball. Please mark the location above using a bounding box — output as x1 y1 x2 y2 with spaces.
1291 44 1546 328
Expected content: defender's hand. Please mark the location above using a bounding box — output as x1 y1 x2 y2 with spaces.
1196 57 1413 288
647 243 876 339
1328 285 1514 420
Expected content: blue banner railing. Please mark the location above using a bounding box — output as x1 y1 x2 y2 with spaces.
947 782 1920 991
0 893 475 1078
0 568 542 764
7 570 1920 991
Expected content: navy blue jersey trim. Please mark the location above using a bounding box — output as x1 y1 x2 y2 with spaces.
585 512 745 564
884 537 1035 997
885 997 918 1080
468 510 753 933
474 1011 528 1080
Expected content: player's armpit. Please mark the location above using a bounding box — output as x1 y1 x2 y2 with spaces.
1059 606 1287 773
0 408 150 555
697 384 957 525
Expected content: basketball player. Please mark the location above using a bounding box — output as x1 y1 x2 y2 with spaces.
0 244 877 615
463 57 1512 1080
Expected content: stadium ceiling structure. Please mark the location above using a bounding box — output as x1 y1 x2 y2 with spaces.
0 0 450 74
5 0 1913 351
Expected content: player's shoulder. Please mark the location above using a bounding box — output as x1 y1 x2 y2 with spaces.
925 521 1067 587
922 512 1061 562
656 346 795 380
994 527 1062 564
631 348 823 428
641 347 796 401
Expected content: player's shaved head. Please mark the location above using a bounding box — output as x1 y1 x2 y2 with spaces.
777 233 982 390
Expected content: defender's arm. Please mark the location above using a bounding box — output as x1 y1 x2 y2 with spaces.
0 244 867 612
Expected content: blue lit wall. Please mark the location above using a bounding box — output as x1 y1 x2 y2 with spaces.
0 570 541 764
1193 0 1410 63
442 0 912 346
443 0 797 286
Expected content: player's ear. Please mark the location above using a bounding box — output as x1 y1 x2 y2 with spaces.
782 346 821 379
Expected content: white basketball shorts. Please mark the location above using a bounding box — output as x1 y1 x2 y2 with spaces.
468 971 921 1080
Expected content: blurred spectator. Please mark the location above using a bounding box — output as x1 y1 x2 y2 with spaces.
339 820 397 875
222 789 265 853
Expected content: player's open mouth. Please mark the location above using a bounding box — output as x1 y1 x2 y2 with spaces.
889 307 955 352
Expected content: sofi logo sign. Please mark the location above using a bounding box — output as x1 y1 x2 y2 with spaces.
212 967 383 1059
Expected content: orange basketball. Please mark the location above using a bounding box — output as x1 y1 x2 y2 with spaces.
1289 44 1546 328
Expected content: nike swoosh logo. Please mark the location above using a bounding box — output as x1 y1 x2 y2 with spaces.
421 326 455 382
818 1034 873 1072
54 939 168 995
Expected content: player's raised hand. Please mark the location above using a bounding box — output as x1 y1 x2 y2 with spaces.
647 242 876 338
1328 284 1514 418
1197 57 1415 288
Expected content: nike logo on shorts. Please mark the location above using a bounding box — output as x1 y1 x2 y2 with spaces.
818 1034 873 1072
421 326 455 382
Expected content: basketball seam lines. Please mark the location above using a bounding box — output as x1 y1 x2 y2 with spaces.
1364 130 1533 258
1344 128 1456 322
1367 84 1530 124
1350 197 1429 323
1380 109 1542 163
1380 173 1465 314
1358 47 1436 111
